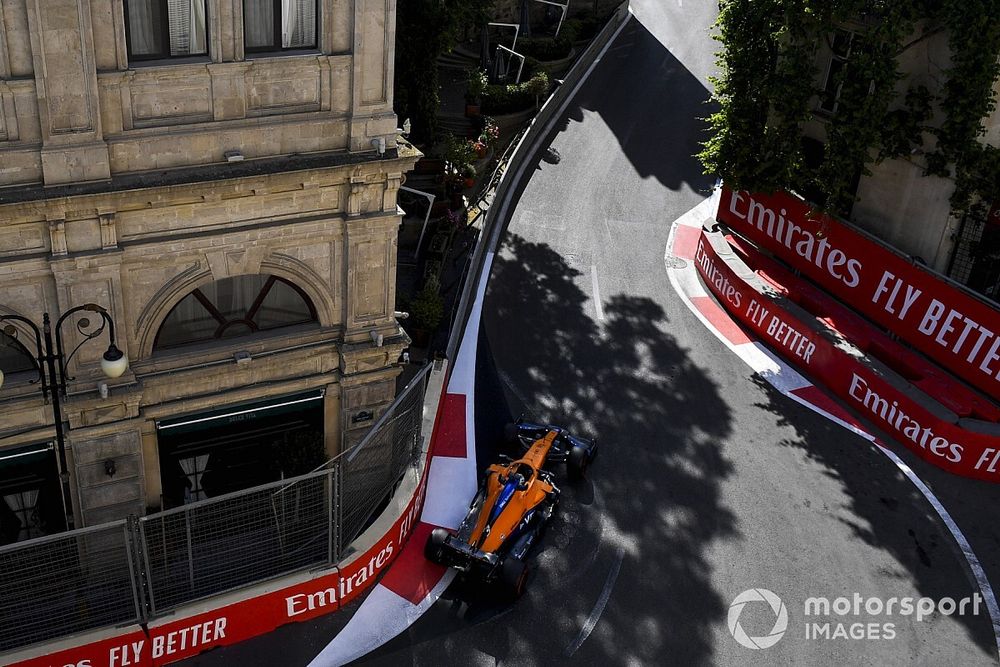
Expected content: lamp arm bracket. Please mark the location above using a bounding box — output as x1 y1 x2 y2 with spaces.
55 304 113 382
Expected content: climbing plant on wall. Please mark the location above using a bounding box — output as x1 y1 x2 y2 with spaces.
700 0 1000 219
930 0 1000 217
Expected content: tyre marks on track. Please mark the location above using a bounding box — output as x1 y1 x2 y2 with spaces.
565 544 626 657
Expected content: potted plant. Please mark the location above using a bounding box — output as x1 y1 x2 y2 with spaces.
445 207 465 229
465 68 488 117
444 135 477 172
480 116 500 148
408 276 444 347
461 164 476 188
525 71 550 108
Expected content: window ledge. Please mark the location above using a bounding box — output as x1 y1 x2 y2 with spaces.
244 49 322 61
128 55 212 70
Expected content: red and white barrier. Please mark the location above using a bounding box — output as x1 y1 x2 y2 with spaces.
8 464 434 667
716 186 1000 400
305 250 496 666
690 228 1000 482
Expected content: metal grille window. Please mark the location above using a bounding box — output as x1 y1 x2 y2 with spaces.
125 0 208 60
244 0 318 52
0 445 64 546
153 274 317 351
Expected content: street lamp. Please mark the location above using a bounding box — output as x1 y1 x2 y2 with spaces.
0 304 128 530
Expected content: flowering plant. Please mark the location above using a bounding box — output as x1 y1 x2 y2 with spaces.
480 117 500 145
443 135 478 170
466 69 489 102
446 208 465 227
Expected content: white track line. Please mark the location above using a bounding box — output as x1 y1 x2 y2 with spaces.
565 545 625 656
665 196 1000 662
591 264 605 322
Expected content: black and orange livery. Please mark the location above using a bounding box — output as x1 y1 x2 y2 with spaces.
425 421 597 597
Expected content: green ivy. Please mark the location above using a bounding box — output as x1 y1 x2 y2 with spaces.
700 0 1000 220
934 0 1000 213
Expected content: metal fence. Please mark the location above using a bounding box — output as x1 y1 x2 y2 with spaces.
0 521 140 652
0 364 431 653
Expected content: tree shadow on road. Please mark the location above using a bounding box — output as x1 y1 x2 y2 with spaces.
454 233 739 665
748 375 998 659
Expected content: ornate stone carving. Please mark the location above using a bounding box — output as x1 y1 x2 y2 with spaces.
48 217 67 256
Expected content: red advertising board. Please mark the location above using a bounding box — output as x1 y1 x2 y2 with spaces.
716 186 1000 401
9 470 431 667
694 232 1000 482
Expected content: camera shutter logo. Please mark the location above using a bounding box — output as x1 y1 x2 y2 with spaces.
728 588 788 649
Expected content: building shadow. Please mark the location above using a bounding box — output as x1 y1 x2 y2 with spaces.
539 16 718 195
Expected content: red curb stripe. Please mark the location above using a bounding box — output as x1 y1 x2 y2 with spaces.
430 394 467 458
690 295 752 345
672 224 702 260
379 522 448 605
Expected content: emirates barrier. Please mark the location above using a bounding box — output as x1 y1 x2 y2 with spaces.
694 229 1000 482
2 364 436 666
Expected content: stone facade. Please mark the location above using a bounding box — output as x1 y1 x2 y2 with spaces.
803 23 1000 284
0 0 418 531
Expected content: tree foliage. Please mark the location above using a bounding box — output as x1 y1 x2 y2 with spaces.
700 0 1000 218
395 0 494 146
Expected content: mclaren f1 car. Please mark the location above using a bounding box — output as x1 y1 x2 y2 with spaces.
424 422 597 597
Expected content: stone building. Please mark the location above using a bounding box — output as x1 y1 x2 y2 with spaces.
0 0 417 539
802 25 1000 302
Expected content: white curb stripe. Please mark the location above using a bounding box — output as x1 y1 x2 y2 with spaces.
421 456 480 530
306 572 457 667
308 12 635 667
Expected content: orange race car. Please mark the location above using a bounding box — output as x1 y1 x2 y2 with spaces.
424 422 597 597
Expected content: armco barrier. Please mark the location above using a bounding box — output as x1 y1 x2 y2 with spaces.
694 230 1000 482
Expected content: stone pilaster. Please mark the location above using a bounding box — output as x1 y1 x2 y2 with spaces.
24 0 110 184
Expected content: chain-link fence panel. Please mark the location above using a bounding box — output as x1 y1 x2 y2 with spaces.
0 366 434 650
140 469 333 615
0 521 140 652
338 367 429 552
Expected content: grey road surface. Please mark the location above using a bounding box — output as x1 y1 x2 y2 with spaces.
357 2 999 666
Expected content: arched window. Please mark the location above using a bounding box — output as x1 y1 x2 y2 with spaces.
154 275 317 351
0 328 37 377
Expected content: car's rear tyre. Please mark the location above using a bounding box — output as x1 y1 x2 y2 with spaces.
567 445 590 481
500 556 530 599
424 528 449 565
